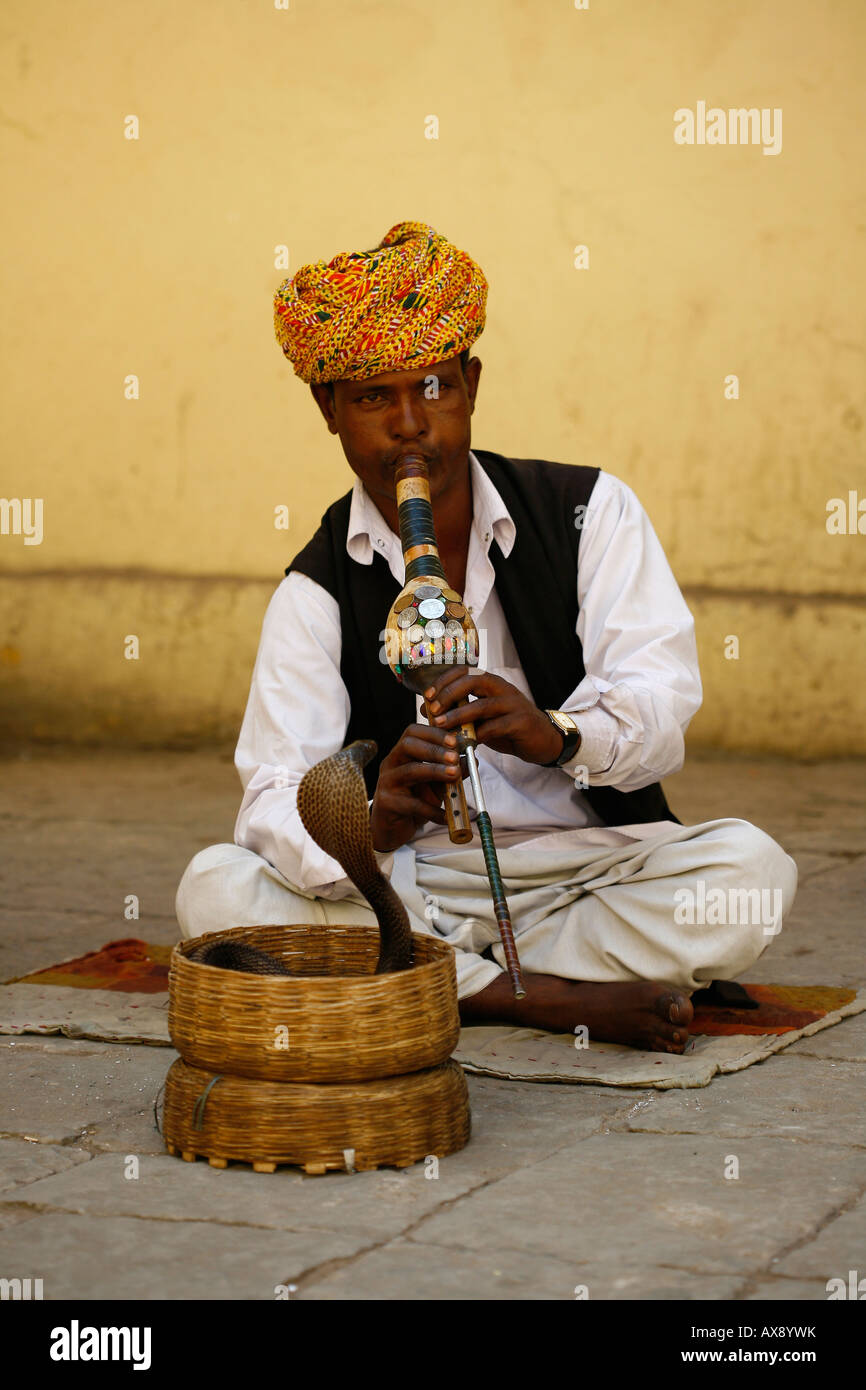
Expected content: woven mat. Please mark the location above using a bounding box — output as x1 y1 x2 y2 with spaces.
456 987 865 1089
0 983 172 1045
2 940 863 1089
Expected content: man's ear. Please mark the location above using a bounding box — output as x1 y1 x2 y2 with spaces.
310 382 339 434
465 356 482 415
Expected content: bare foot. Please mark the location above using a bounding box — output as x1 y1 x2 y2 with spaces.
560 981 694 1053
459 972 694 1053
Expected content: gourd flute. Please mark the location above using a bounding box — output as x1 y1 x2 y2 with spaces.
383 454 526 998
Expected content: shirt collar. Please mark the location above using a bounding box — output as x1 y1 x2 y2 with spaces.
346 450 516 565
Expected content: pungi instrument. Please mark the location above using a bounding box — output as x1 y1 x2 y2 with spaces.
383 455 526 998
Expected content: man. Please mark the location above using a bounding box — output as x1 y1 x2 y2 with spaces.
176 220 797 1054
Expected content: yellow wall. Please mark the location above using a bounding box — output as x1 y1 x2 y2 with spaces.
1 0 864 754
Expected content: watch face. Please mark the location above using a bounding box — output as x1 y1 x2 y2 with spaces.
544 711 581 766
549 711 574 733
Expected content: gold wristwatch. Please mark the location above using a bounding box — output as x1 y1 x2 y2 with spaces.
542 710 582 766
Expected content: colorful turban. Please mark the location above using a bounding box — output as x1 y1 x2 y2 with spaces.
273 220 487 384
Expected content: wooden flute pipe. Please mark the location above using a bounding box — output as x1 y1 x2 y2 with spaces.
421 699 473 845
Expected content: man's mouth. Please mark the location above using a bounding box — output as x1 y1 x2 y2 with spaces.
390 451 436 468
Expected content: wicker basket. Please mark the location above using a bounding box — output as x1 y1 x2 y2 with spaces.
169 923 460 1083
163 1055 470 1173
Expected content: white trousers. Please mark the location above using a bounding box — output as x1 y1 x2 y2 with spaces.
175 817 798 999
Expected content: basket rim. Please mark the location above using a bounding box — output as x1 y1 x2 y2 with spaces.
171 923 455 987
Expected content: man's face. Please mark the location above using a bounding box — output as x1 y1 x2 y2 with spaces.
310 352 481 513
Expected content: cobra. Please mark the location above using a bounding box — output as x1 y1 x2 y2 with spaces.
188 740 413 976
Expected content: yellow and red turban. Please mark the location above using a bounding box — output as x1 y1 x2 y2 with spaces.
273 220 487 384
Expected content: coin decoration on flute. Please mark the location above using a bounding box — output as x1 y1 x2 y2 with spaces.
386 580 477 676
382 461 479 710
382 454 526 999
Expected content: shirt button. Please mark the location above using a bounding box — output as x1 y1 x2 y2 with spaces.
376 538 384 548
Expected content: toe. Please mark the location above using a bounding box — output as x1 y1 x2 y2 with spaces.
662 991 694 1027
652 1009 690 1054
655 1018 685 1044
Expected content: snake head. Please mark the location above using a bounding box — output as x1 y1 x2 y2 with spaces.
296 738 379 870
337 739 378 776
295 737 413 974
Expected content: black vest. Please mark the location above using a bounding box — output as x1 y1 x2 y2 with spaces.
285 448 679 826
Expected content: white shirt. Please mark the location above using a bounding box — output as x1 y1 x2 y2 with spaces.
234 451 702 897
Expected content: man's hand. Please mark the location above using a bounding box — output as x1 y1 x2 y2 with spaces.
370 721 463 853
422 667 563 766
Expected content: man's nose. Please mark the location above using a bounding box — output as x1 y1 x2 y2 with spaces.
391 393 428 437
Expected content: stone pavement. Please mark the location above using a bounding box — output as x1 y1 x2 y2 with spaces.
0 748 863 1301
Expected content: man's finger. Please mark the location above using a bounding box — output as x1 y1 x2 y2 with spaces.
422 666 483 704
386 759 462 787
404 721 459 744
397 733 459 765
431 695 508 728
425 684 484 717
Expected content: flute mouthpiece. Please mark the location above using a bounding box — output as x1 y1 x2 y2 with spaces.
394 452 430 469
